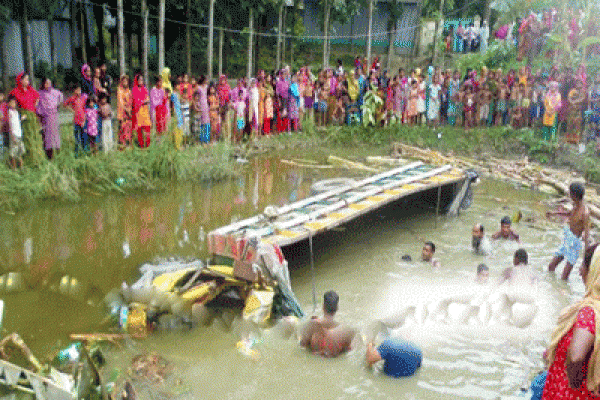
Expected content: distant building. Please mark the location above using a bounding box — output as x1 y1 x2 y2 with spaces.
301 0 421 55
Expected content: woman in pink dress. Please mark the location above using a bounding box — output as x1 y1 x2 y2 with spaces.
36 77 63 159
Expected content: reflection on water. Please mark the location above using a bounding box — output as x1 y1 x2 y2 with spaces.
0 158 583 398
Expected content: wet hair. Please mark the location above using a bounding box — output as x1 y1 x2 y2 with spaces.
424 241 436 253
475 224 484 233
514 248 528 265
323 290 339 314
477 263 489 274
501 216 512 225
569 182 585 201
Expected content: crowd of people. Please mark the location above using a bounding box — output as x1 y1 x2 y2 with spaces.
1 32 599 168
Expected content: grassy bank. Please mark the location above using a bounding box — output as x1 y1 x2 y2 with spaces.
0 125 235 211
299 122 600 184
2 118 598 211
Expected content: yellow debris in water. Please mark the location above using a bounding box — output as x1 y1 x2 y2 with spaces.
512 211 523 223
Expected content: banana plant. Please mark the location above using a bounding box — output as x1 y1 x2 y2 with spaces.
361 87 383 127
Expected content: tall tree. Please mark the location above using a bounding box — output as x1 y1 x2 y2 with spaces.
0 5 10 91
117 0 126 76
218 28 223 76
317 0 365 69
158 0 165 73
432 0 446 65
207 0 215 79
21 2 35 83
141 0 149 85
322 0 331 68
247 7 254 79
366 0 373 64
275 0 284 70
186 0 191 75
93 0 106 62
386 0 403 70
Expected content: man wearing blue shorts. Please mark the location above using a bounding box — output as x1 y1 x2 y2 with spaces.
547 182 590 280
366 338 422 378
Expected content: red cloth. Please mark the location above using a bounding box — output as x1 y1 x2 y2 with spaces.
263 118 271 135
217 75 230 107
542 306 600 399
64 94 88 127
131 75 150 130
0 102 7 132
137 126 151 148
155 96 168 134
10 72 39 112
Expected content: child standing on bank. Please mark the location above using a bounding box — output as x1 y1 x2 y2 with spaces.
7 95 26 168
99 93 114 152
64 85 88 154
85 97 99 153
234 90 246 143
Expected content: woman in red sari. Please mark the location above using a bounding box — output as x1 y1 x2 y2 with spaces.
132 75 152 148
10 73 39 112
542 244 600 399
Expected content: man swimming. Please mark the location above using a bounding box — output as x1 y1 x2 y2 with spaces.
476 263 489 284
366 338 422 378
422 241 441 267
491 216 520 241
472 224 491 255
493 249 538 327
499 248 536 285
547 182 590 280
300 291 356 357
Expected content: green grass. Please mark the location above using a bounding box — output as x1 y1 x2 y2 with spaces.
1 115 596 211
0 124 236 211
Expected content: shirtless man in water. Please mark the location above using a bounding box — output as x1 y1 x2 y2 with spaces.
422 241 441 267
547 182 590 280
491 216 520 241
300 291 356 357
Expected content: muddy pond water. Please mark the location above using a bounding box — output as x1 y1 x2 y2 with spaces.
0 148 585 399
